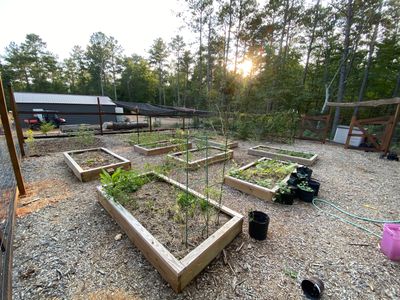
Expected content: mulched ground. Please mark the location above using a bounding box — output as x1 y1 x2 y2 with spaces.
13 132 400 299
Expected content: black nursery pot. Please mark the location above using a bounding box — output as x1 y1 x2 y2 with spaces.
248 211 269 241
301 277 325 299
308 179 320 196
298 188 314 203
275 191 295 205
297 166 313 181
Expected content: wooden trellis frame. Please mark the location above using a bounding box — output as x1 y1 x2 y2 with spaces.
298 110 332 143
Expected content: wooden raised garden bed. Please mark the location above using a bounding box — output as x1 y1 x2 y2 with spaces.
96 172 243 292
133 140 192 156
194 137 238 149
248 145 318 166
224 157 297 201
167 146 233 170
63 147 131 182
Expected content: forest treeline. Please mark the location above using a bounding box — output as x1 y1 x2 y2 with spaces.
1 0 400 127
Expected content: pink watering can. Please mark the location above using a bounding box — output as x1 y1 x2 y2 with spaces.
380 223 400 261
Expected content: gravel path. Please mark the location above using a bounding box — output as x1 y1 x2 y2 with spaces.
13 133 400 299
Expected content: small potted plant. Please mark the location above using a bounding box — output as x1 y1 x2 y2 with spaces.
308 179 320 196
297 182 315 203
274 182 296 205
297 166 312 181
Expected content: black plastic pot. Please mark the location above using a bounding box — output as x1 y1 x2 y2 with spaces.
297 166 313 181
308 179 320 196
297 187 314 203
275 191 295 205
248 211 269 240
301 277 324 299
287 173 298 187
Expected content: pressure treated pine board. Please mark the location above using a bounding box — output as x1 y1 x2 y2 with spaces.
248 145 318 166
167 146 233 170
97 172 243 292
194 137 239 149
133 140 192 156
224 157 296 201
63 147 131 182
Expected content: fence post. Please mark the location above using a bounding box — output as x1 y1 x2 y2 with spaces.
182 117 185 130
0 77 26 195
97 96 103 135
8 83 25 157
149 116 152 132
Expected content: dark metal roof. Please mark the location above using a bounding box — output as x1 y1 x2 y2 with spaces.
14 92 116 106
114 101 213 117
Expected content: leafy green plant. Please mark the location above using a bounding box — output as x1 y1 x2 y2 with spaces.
40 122 54 135
100 168 149 206
229 159 296 189
297 182 314 192
76 125 95 146
273 182 293 203
276 149 314 159
26 129 36 155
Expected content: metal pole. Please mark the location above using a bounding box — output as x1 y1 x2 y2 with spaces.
0 77 26 195
149 116 152 132
8 83 25 157
182 117 185 130
97 96 103 135
136 113 139 144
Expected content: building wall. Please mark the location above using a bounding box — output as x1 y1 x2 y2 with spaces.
16 103 117 127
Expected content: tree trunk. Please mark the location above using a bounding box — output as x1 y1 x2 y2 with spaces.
302 0 321 86
331 0 353 137
354 0 382 116
392 70 400 97
234 0 243 74
206 15 213 101
278 0 290 57
199 9 203 94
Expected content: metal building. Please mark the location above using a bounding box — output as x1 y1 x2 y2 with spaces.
14 92 117 127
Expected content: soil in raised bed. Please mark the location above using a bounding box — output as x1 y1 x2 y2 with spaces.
257 146 314 159
70 150 121 170
122 180 230 259
27 137 103 156
229 159 295 189
173 148 226 162
139 139 185 149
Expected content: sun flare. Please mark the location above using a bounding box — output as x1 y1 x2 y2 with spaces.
237 59 253 77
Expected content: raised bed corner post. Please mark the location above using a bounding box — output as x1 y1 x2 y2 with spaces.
0 77 26 195
8 83 25 157
97 96 103 135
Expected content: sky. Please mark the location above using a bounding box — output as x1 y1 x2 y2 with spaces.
0 0 191 60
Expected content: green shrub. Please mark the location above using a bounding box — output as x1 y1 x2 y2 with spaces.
76 125 95 146
40 122 54 135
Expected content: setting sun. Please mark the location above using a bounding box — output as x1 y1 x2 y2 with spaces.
237 59 253 77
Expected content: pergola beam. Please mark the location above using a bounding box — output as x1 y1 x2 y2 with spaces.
327 97 400 108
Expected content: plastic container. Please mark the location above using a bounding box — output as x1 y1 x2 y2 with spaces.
380 223 400 261
248 211 269 241
308 179 320 196
301 277 324 299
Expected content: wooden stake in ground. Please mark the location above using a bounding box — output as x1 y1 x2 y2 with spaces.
0 77 26 195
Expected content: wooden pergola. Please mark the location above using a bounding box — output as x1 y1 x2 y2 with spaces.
326 98 400 154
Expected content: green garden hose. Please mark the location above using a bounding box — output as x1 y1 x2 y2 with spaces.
312 198 400 238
